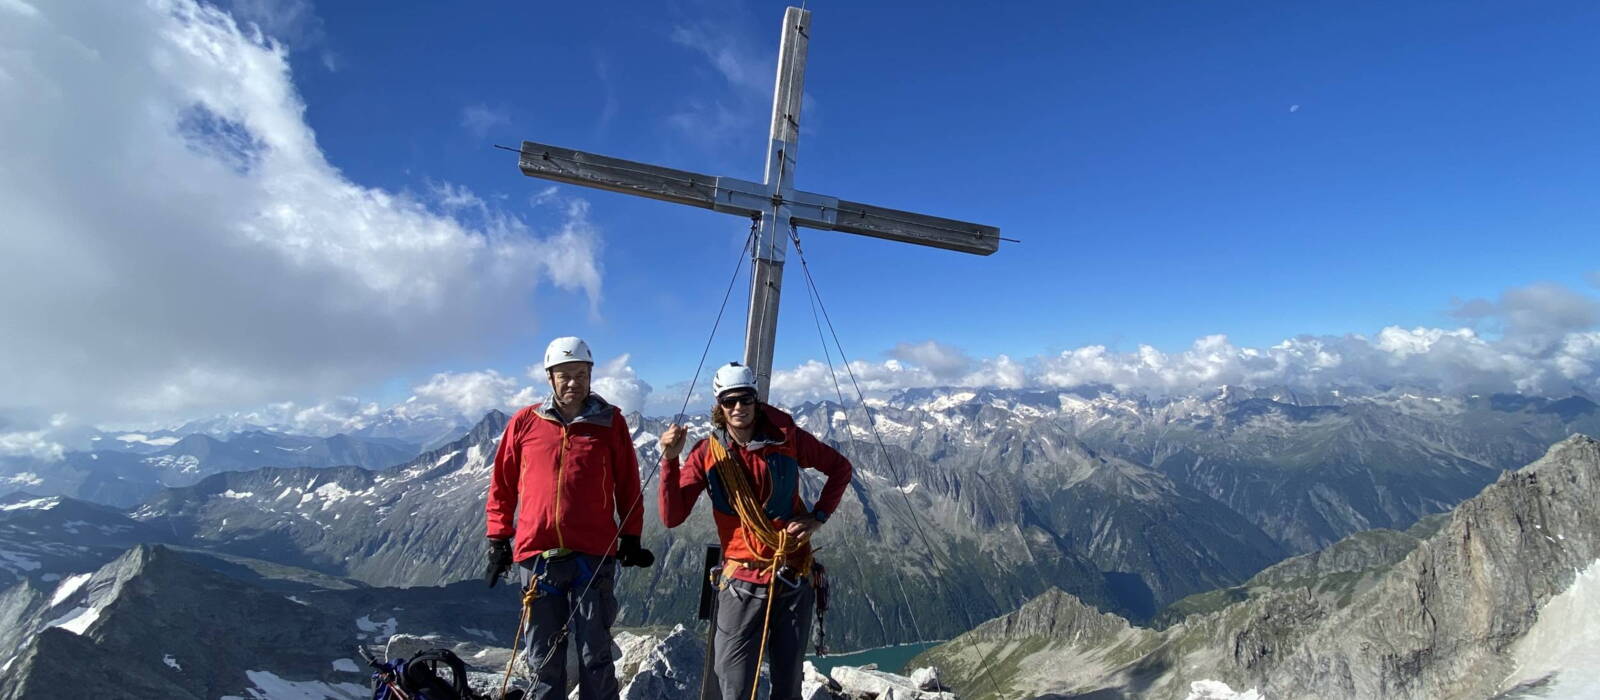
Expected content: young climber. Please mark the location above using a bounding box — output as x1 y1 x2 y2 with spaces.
484 336 655 700
657 362 854 700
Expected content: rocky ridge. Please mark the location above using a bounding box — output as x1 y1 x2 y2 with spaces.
917 434 1600 699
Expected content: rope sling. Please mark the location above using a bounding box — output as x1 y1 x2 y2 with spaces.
498 584 542 700
705 434 809 700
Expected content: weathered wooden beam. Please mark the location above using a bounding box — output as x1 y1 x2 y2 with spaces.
745 6 813 398
517 140 719 210
767 7 809 152
815 199 1000 256
516 140 999 256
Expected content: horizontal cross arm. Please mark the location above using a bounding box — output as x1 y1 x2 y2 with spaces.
792 197 1000 256
518 140 722 211
517 140 1001 256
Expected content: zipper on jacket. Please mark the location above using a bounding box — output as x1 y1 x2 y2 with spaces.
554 425 568 548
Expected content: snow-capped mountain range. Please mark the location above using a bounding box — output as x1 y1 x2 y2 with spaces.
58 384 1594 650
4 383 1600 698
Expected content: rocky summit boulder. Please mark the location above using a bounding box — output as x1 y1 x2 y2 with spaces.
386 624 952 700
830 665 957 700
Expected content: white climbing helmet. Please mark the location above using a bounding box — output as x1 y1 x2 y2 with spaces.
543 336 594 370
712 362 759 398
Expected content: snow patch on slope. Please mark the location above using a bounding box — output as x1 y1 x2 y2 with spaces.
116 433 180 447
1185 680 1262 700
49 572 92 607
222 670 368 699
355 615 398 641
46 605 102 635
1498 558 1600 697
2 472 43 487
302 482 357 510
925 392 976 412
0 497 59 511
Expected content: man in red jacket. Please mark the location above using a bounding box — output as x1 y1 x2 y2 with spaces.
658 362 853 700
485 336 653 700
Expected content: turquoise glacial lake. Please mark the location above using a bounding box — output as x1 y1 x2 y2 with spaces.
807 641 942 676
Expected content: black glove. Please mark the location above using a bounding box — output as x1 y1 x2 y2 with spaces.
616 534 654 568
486 538 513 587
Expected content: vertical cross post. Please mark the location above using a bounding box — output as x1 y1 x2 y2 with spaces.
743 7 810 399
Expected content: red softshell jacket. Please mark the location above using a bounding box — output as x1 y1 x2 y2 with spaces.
658 405 853 583
486 395 644 561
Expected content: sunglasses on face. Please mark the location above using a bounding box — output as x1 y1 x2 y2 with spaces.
718 394 757 408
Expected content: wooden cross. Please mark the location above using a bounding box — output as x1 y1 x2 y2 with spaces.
517 7 1000 397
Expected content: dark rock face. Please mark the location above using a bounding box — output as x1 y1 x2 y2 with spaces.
918 435 1600 700
1261 435 1600 699
0 540 958 700
0 493 179 589
0 545 368 700
0 543 532 699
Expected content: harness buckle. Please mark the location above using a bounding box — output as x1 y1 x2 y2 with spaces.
775 564 802 589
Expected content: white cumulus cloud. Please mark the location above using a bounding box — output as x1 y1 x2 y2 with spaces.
0 414 68 460
592 354 653 415
888 341 974 381
770 284 1600 403
0 0 603 427
409 371 529 422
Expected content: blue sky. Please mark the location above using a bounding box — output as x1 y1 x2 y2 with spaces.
293 1 1599 377
2 0 1598 434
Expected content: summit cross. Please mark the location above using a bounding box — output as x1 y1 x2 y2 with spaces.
516 6 1001 397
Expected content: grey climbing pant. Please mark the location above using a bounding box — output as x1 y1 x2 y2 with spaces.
714 577 815 700
519 554 620 700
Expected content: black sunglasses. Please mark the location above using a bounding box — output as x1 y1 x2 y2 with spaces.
718 394 757 408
